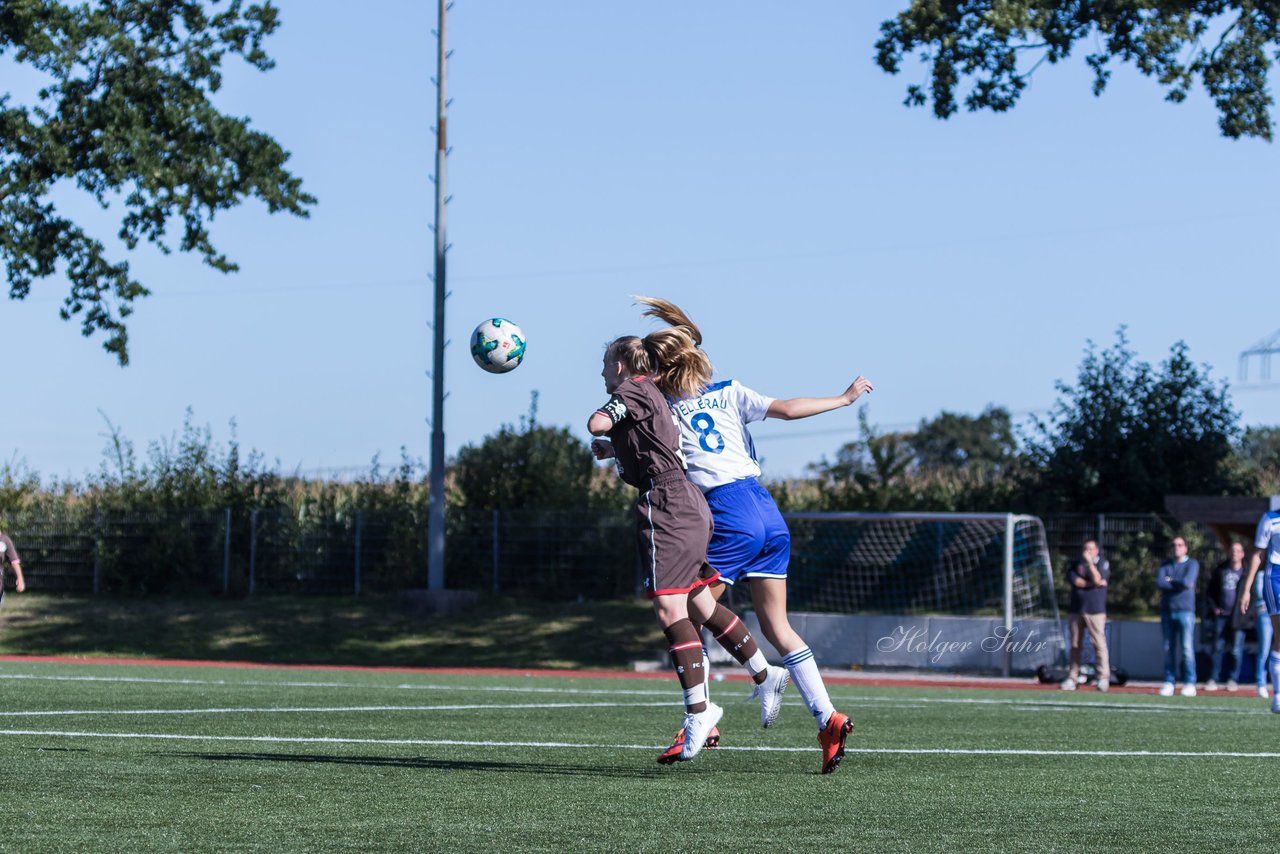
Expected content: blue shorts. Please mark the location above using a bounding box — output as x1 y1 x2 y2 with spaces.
1265 565 1280 614
704 477 790 585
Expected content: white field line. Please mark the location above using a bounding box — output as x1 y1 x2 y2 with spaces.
2 728 1279 759
0 672 1267 716
4 702 675 717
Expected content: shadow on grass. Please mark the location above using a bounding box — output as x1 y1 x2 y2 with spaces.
1 594 667 669
156 750 672 779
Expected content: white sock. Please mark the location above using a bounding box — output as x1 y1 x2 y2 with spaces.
1269 651 1280 700
701 646 711 701
745 650 768 678
783 645 835 729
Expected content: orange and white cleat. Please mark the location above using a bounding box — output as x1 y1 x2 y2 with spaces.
818 711 854 774
656 725 721 764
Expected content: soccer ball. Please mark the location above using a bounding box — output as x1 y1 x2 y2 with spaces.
470 318 527 373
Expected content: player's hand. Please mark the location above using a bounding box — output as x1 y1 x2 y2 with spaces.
843 375 874 404
14 577 24 593
590 438 615 460
1239 590 1251 614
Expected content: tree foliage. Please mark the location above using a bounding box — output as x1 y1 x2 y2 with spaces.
1024 328 1245 513
0 0 314 363
911 405 1016 471
877 1 1280 140
451 394 628 511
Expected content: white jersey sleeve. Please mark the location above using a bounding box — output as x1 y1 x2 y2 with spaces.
1256 510 1280 565
669 379 775 492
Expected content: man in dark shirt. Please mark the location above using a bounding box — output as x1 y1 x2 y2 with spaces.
1204 541 1246 691
1062 540 1110 692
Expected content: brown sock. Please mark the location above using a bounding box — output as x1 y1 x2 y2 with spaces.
663 619 707 712
703 604 765 683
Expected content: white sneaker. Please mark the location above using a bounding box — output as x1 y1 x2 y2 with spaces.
1096 680 1109 693
1272 699 1280 715
679 702 724 761
749 665 790 728
1259 685 1270 699
1227 680 1239 692
1204 680 1219 692
1158 682 1175 697
1059 678 1077 691
1181 684 1197 697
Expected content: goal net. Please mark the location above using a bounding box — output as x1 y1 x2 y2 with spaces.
751 512 1065 674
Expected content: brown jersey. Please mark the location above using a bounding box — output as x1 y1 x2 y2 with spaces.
595 376 717 597
596 375 685 488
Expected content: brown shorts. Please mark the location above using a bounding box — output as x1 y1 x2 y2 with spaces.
635 470 719 598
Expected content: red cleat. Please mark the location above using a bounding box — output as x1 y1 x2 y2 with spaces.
656 725 721 764
819 711 854 774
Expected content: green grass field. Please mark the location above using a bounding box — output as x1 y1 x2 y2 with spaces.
1 658 1276 853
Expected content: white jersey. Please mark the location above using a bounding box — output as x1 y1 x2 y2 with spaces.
668 379 775 492
1255 510 1280 565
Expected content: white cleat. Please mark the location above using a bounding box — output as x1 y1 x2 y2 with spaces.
750 665 790 728
1181 683 1197 698
679 702 724 761
1259 685 1270 699
1158 682 1175 697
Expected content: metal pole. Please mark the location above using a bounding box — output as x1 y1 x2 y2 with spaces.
427 0 450 591
1003 514 1015 678
355 509 363 596
93 509 102 595
223 507 232 595
249 509 258 595
492 509 500 594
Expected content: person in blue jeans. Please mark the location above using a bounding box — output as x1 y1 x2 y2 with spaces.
1156 536 1199 697
1204 542 1246 691
1248 569 1274 698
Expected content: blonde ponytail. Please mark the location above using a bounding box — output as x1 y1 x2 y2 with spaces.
634 296 712 400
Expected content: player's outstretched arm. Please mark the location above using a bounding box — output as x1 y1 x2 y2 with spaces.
766 376 873 421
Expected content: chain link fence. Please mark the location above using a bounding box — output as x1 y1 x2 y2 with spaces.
3 508 638 600
1 508 1238 610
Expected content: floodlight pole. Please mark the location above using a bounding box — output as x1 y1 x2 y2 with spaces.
427 0 450 591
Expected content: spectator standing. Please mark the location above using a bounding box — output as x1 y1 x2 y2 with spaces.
1156 536 1199 697
1204 542 1246 691
1061 540 1110 692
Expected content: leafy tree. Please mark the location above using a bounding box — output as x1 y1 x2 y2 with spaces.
1024 328 1245 513
1 0 314 363
912 405 1015 471
451 394 628 511
1237 425 1280 474
877 1 1280 140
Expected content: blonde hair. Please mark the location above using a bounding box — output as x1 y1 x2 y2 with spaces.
604 335 653 376
633 296 713 400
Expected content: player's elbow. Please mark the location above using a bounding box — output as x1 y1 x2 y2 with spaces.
587 413 612 436
767 401 799 421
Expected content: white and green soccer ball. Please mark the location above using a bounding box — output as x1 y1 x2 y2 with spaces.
470 317 527 374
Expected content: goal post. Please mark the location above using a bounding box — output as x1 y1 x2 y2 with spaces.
762 512 1065 676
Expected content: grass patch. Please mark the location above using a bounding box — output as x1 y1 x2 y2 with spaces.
0 593 664 669
0 661 1275 852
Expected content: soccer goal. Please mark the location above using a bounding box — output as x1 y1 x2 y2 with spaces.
750 512 1065 676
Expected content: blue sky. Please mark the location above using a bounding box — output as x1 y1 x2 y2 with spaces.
5 1 1280 484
